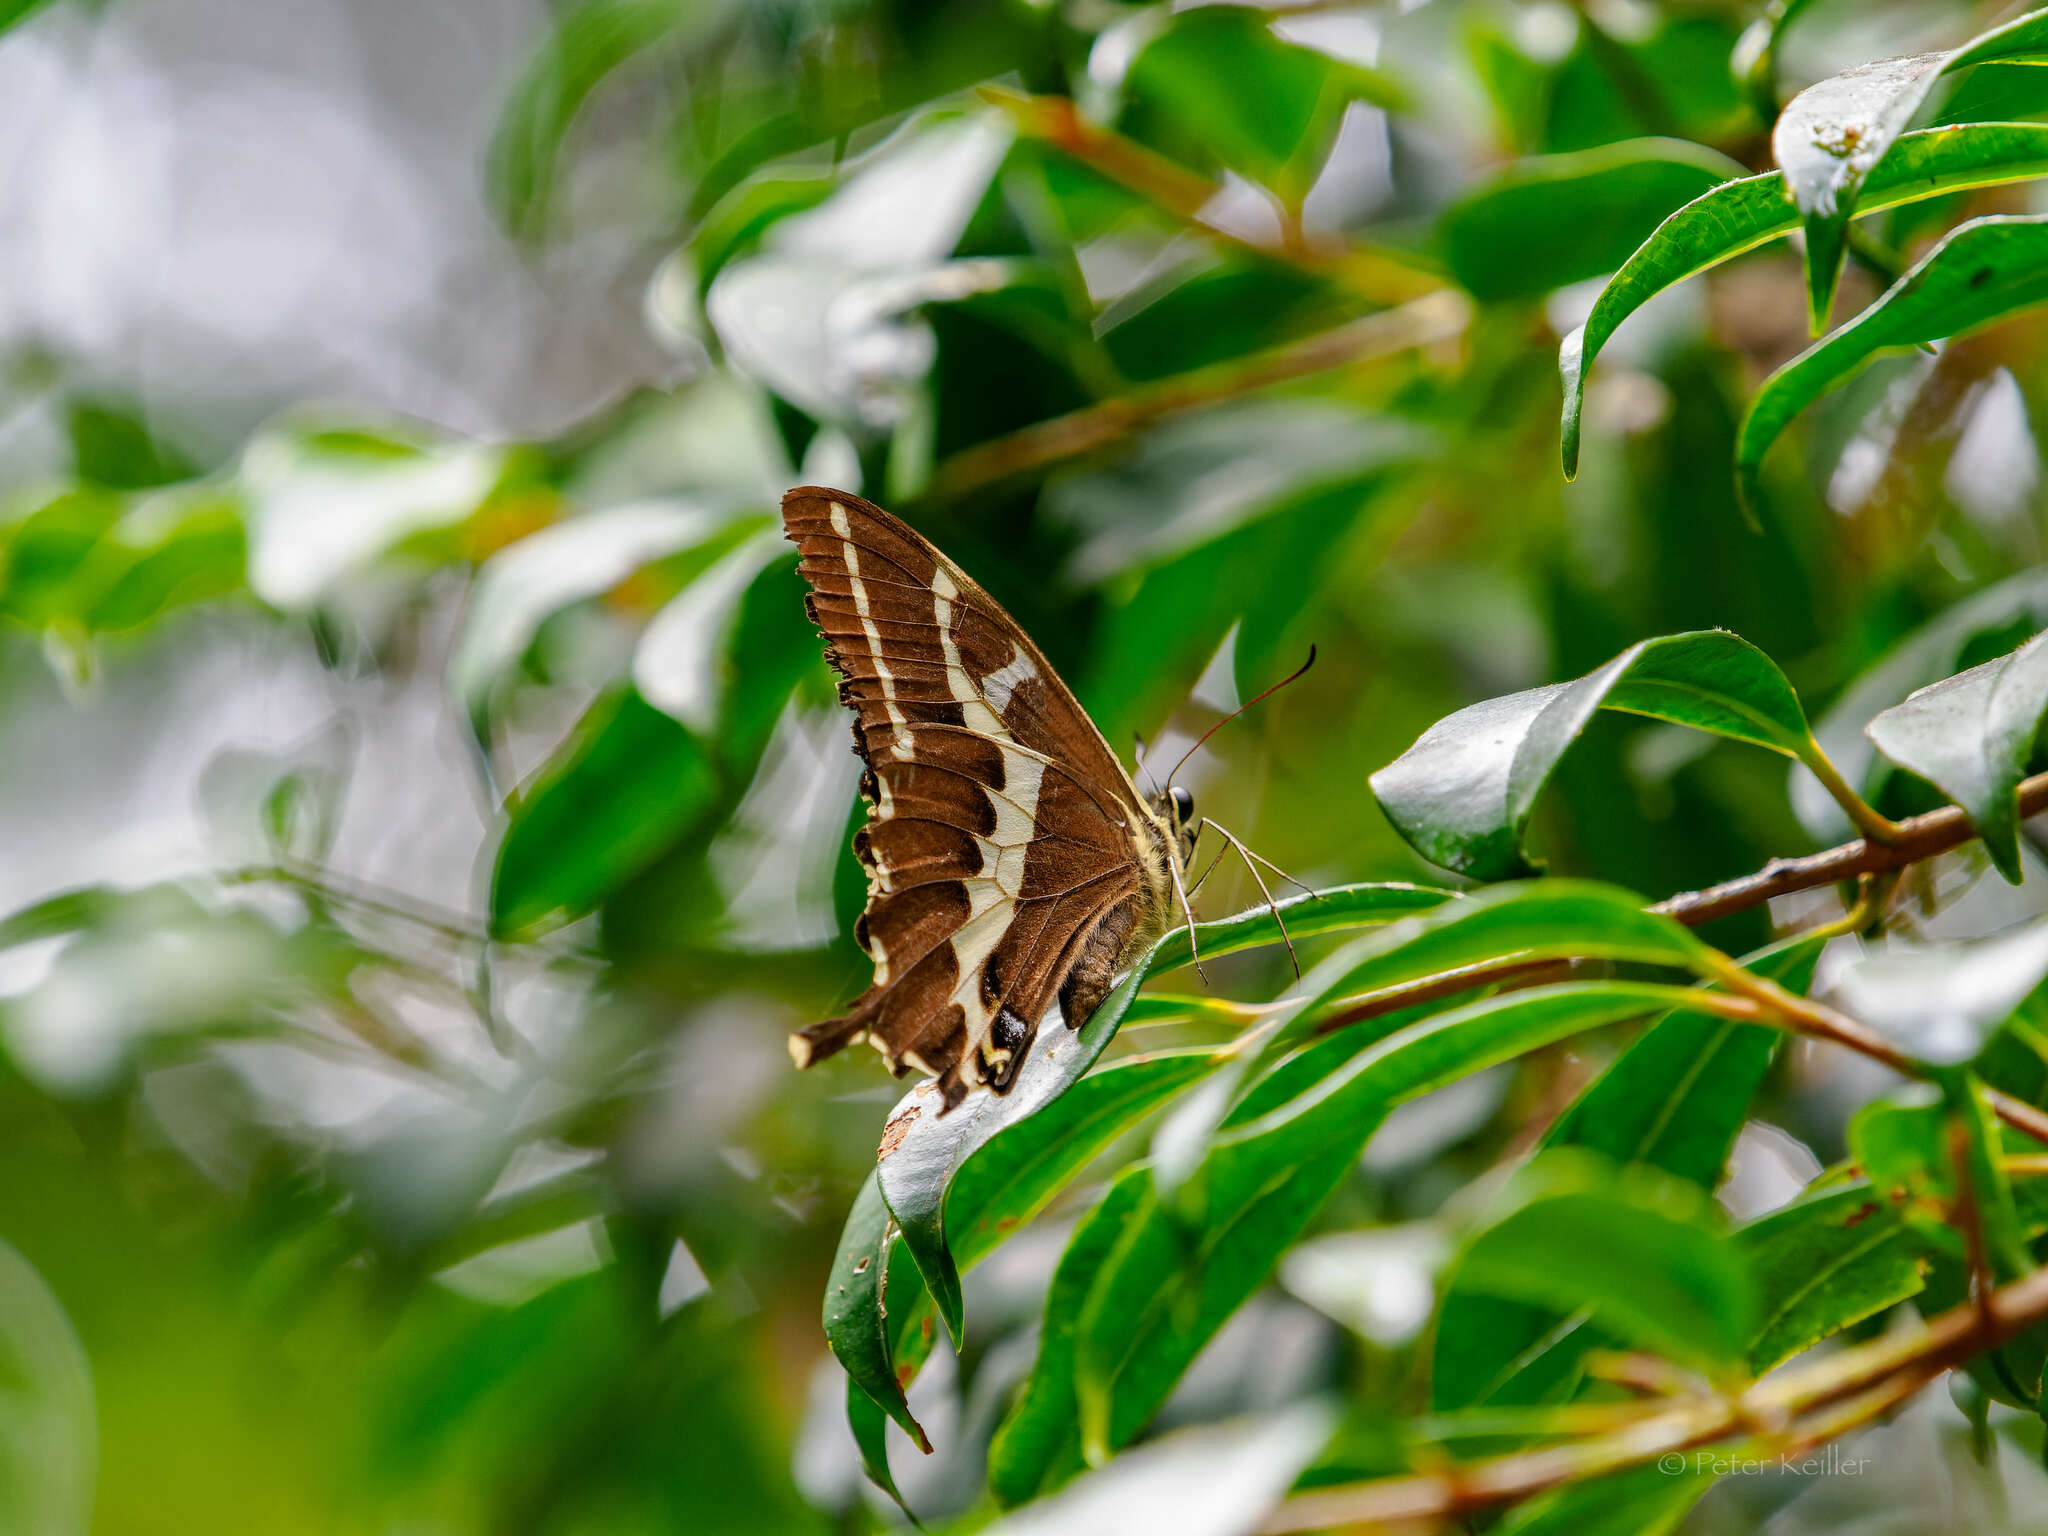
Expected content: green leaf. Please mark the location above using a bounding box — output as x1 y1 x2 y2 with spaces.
1865 632 2048 883
1370 631 1816 879
1446 1151 1750 1378
1144 880 1452 978
1738 215 2048 515
1558 123 2048 477
632 531 795 734
1798 568 2048 840
1028 982 1696 1484
1440 139 1739 303
822 1172 929 1456
1435 938 1826 1410
1546 935 1823 1184
988 1168 1149 1505
0 1242 93 1536
842 1382 908 1516
1120 7 1399 194
1772 12 2048 326
1741 1183 1923 1373
1948 7 2048 72
489 688 717 937
1772 52 1950 331
1321 881 1711 1003
485 0 711 239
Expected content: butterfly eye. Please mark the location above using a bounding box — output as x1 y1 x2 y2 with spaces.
1169 785 1195 825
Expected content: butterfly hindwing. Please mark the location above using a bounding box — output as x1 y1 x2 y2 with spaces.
782 487 1174 1108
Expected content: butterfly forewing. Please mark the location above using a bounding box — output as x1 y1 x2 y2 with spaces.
782 487 1175 1108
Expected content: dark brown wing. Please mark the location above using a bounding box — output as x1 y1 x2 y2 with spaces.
783 486 1175 1108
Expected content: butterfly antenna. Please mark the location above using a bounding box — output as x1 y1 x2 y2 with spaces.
1166 645 1316 786
1202 818 1302 981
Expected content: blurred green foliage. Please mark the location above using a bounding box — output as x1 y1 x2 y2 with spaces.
8 0 2048 1531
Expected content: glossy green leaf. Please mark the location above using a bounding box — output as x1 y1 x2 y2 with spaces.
1773 52 1950 331
822 1171 928 1456
1447 1152 1750 1378
1741 1183 1922 1373
1739 214 2048 515
1547 935 1823 1184
1440 139 1738 303
1798 568 2048 840
1321 881 1711 1003
1948 8 2048 72
1026 982 1694 1486
1559 123 2048 477
1865 632 2048 883
988 1169 1149 1506
1774 11 2048 328
490 688 716 937
1371 631 1816 879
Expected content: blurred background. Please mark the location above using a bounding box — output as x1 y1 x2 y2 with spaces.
3 0 2048 1531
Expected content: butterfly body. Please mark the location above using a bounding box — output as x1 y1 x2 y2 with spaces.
782 487 1195 1109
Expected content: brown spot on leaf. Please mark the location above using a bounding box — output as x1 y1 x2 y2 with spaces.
878 1105 922 1160
1842 1202 1880 1229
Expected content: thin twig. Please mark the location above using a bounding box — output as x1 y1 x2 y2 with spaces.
925 290 1472 499
1310 774 2048 1035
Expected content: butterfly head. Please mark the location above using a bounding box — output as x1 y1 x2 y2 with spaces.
1156 783 1198 867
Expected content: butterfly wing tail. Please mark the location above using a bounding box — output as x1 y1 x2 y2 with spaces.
788 1009 876 1070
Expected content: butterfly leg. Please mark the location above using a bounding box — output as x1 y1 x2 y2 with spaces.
1201 818 1304 981
1185 833 1231 899
1164 837 1207 986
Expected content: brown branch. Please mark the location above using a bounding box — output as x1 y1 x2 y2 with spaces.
926 290 1471 499
1313 773 2048 1034
1261 1241 2048 1531
1651 769 2048 927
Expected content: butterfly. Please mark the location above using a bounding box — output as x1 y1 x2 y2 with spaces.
782 486 1309 1111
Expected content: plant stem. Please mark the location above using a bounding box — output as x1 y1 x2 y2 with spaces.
1800 736 1901 845
1653 768 2048 927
